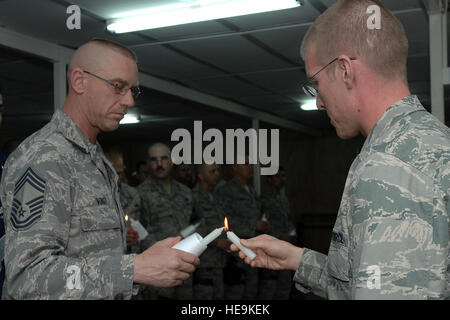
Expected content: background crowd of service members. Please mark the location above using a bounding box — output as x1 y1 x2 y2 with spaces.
105 144 297 300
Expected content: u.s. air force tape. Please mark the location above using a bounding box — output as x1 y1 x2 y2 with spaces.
11 167 46 230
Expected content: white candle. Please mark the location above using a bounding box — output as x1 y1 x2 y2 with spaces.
200 227 223 246
226 231 256 260
180 222 201 238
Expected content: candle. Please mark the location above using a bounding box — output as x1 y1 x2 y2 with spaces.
124 214 131 228
180 222 201 238
226 231 256 260
200 227 223 246
224 217 256 260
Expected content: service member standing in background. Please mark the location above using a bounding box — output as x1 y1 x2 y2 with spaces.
0 39 199 299
192 162 229 300
216 154 269 300
105 148 141 253
231 0 449 299
258 166 296 300
137 142 194 299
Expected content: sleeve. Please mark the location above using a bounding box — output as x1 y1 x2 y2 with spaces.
348 153 448 299
1 149 134 300
293 248 329 299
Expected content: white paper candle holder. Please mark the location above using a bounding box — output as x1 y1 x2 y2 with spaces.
172 232 207 257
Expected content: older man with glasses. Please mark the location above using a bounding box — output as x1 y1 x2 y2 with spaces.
0 39 199 300
137 142 195 300
231 0 449 300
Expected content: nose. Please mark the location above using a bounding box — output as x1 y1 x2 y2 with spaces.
316 95 325 110
122 89 135 108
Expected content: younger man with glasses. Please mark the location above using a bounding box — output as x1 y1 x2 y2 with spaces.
231 0 449 299
0 39 199 299
137 142 194 299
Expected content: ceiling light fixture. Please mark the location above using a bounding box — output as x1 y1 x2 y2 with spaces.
120 114 141 124
300 100 318 111
107 0 302 34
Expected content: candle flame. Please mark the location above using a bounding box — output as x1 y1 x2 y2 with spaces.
224 217 229 231
125 214 129 222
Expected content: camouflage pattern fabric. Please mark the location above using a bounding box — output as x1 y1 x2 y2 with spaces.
260 188 295 239
137 175 193 299
137 175 192 248
191 183 226 299
119 183 141 223
294 96 450 299
0 109 134 300
259 188 295 299
216 177 262 299
119 183 142 255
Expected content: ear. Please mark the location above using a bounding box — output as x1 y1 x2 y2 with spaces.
70 67 87 94
337 55 354 90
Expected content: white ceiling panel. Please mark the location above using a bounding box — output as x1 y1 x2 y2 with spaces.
186 76 270 99
134 45 222 80
0 0 146 48
224 6 315 30
0 0 447 144
172 36 294 74
137 20 232 41
250 26 309 65
241 69 305 94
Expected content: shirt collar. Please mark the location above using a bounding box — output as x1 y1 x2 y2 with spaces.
52 108 99 154
363 95 424 149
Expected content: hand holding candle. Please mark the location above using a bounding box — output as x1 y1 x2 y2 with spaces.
224 217 256 260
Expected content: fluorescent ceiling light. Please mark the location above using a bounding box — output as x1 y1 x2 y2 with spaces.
300 100 318 111
107 0 301 34
120 114 140 124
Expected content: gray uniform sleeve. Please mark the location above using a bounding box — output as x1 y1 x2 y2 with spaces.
1 150 134 300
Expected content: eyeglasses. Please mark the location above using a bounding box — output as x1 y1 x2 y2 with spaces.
83 70 141 99
149 156 170 163
301 57 357 97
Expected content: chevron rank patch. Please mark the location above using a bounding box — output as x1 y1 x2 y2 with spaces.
11 167 46 230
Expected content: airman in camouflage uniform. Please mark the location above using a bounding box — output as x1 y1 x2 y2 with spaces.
105 149 142 254
137 143 194 299
216 156 268 299
295 95 450 299
191 163 228 299
230 0 450 300
258 167 296 300
0 39 199 299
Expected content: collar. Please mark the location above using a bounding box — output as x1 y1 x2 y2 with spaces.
52 108 99 154
363 95 425 149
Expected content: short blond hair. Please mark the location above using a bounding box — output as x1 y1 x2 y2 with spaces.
300 0 408 82
68 38 138 81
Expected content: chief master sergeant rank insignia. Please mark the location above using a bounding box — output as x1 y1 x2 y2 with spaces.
11 167 46 230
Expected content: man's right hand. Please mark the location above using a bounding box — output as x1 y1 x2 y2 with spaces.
133 236 200 287
230 234 304 271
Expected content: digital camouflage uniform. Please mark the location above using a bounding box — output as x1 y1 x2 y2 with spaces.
119 183 142 254
294 96 450 299
258 188 296 300
216 177 261 299
191 183 226 299
0 109 135 300
137 175 193 299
